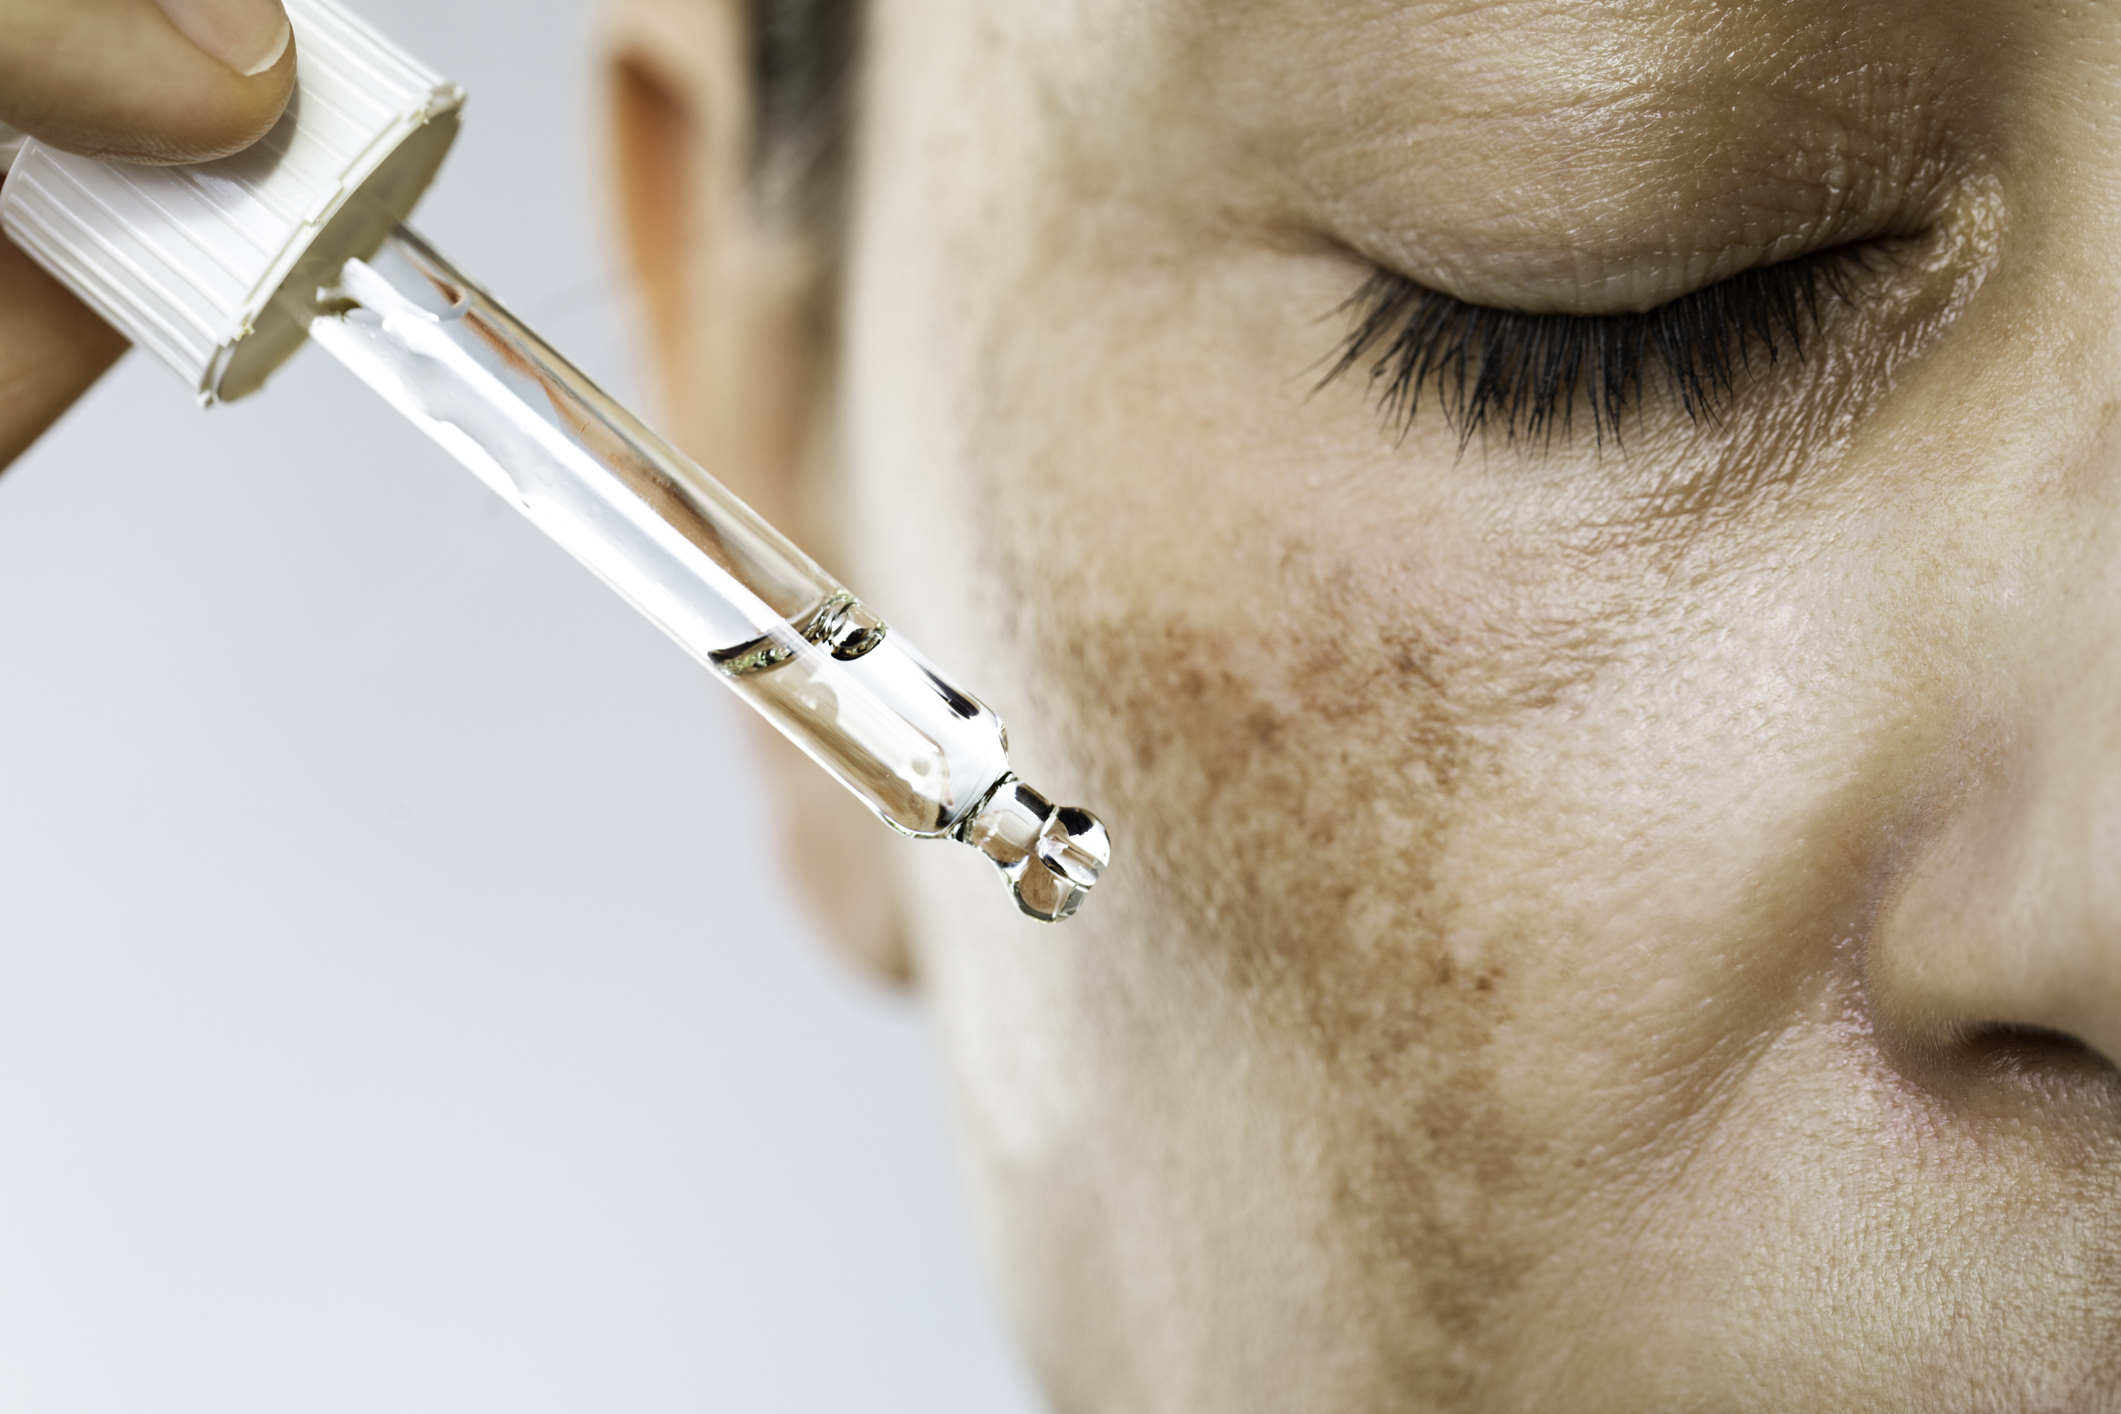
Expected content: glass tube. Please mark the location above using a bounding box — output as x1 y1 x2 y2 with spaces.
284 224 1108 922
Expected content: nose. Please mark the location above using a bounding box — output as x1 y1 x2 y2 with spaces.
1869 499 2121 1070
1873 724 2121 1068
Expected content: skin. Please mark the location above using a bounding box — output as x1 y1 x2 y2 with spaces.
618 0 2121 1407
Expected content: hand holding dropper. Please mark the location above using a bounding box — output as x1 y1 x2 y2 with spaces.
0 0 1109 921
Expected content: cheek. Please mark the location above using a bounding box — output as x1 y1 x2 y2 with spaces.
956 237 1632 1010
950 237 1681 1350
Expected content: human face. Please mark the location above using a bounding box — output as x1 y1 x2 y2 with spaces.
826 0 2121 1406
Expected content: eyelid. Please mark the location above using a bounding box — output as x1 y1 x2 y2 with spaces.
1321 245 1873 451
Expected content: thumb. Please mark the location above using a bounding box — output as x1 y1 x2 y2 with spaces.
0 0 294 165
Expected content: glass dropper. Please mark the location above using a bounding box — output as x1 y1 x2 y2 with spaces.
285 223 1108 922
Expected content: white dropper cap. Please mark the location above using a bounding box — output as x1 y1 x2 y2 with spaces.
0 0 463 406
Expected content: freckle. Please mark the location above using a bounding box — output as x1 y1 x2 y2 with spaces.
1474 974 1494 993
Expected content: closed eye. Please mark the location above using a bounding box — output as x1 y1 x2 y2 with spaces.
1321 246 1877 452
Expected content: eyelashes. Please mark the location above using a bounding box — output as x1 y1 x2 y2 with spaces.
1322 247 1870 449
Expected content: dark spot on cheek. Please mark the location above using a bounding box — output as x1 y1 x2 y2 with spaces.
1034 587 1594 1400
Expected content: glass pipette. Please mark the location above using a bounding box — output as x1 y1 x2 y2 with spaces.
284 224 1108 922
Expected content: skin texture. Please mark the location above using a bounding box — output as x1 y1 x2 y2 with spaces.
609 0 2121 1407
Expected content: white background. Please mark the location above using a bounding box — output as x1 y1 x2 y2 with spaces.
0 2 1042 1409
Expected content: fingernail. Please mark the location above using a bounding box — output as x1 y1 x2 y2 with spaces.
154 0 293 77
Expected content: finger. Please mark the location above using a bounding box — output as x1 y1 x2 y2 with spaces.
0 237 128 470
0 0 294 165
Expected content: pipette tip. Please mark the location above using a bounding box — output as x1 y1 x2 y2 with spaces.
958 778 1111 922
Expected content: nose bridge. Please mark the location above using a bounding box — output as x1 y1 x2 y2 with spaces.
2008 452 2121 1043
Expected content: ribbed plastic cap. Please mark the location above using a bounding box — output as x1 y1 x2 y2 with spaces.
0 0 462 405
